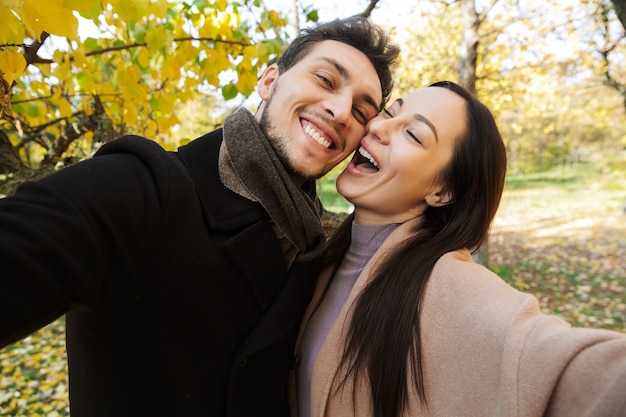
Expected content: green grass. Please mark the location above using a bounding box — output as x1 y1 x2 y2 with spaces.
490 165 626 332
1 164 625 415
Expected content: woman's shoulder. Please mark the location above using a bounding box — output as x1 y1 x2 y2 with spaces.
435 249 515 283
425 248 539 326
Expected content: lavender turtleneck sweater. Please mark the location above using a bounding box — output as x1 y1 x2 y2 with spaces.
296 221 399 417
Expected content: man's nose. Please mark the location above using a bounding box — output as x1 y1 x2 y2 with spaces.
323 92 353 126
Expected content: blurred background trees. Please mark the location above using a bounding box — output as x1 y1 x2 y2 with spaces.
0 0 293 194
1 3 625 413
0 0 624 192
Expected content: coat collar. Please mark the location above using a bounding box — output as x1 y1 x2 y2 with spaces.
296 218 422 349
177 129 269 231
291 217 423 416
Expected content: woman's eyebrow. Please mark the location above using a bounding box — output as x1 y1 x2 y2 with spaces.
413 113 438 142
397 98 438 142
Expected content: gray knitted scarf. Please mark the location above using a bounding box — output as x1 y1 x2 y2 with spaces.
222 108 326 262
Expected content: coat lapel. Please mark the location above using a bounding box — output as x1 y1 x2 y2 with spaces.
297 219 419 417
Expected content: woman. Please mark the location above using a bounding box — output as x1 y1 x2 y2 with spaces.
290 81 626 417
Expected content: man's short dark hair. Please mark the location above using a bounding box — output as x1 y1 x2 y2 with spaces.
277 16 400 109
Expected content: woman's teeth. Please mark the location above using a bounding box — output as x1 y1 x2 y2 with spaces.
358 147 378 168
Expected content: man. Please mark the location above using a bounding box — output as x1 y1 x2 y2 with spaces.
0 17 399 417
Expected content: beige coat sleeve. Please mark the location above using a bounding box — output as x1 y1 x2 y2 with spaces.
420 250 626 417
292 217 626 417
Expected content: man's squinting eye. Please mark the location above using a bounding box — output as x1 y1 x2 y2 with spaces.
316 74 333 88
353 107 368 125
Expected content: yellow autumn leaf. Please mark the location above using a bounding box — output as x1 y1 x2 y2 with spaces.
79 75 96 95
162 57 183 80
0 0 21 8
236 70 256 96
115 63 141 86
157 93 175 115
147 0 169 19
98 84 116 101
168 113 179 128
209 49 231 73
0 49 27 85
19 0 79 40
136 47 151 68
143 118 157 136
29 79 46 95
63 0 101 21
160 114 178 132
52 56 71 83
215 0 227 12
73 49 86 68
182 76 199 92
268 10 281 25
203 60 220 87
107 0 135 21
56 96 73 118
172 16 187 37
218 12 232 32
255 41 267 58
0 5 25 44
145 26 167 51
108 0 147 23
123 106 137 126
198 19 219 39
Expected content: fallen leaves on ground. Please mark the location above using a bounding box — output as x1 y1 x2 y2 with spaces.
1 319 69 416
1 181 625 415
490 183 626 331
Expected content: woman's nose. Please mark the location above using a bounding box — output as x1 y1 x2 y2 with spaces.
367 116 391 144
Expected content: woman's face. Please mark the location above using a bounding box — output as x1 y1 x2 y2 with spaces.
336 87 468 225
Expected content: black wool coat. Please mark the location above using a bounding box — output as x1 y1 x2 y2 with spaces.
0 130 317 416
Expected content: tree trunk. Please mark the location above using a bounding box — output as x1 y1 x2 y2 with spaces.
611 0 626 29
290 0 300 32
459 0 479 93
459 0 490 266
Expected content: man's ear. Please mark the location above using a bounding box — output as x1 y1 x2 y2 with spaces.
425 188 452 207
257 63 280 101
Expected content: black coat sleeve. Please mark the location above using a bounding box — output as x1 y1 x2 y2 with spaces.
0 136 175 347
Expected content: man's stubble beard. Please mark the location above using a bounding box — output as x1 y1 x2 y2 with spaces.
258 81 311 183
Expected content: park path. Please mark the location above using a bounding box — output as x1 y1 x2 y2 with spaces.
489 186 626 331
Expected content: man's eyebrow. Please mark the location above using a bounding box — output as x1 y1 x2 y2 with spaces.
321 57 380 111
397 98 439 142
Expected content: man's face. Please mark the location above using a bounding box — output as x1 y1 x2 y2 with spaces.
256 40 383 181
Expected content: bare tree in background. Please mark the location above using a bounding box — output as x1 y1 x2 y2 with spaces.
458 0 501 265
290 0 300 32
611 0 626 28
355 0 382 18
598 0 626 109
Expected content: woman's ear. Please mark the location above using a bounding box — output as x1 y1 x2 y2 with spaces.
257 63 280 101
425 189 452 207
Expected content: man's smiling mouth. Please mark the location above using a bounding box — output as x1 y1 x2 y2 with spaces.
304 123 332 149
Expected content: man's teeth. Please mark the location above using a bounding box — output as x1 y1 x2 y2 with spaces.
358 147 378 168
304 125 331 149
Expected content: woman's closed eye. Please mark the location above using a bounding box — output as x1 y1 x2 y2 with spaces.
407 130 423 145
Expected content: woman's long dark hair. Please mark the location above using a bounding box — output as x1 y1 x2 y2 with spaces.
321 81 507 417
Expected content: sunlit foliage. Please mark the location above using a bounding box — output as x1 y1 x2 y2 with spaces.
0 0 290 167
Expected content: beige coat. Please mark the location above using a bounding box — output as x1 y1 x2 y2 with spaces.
290 219 626 417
